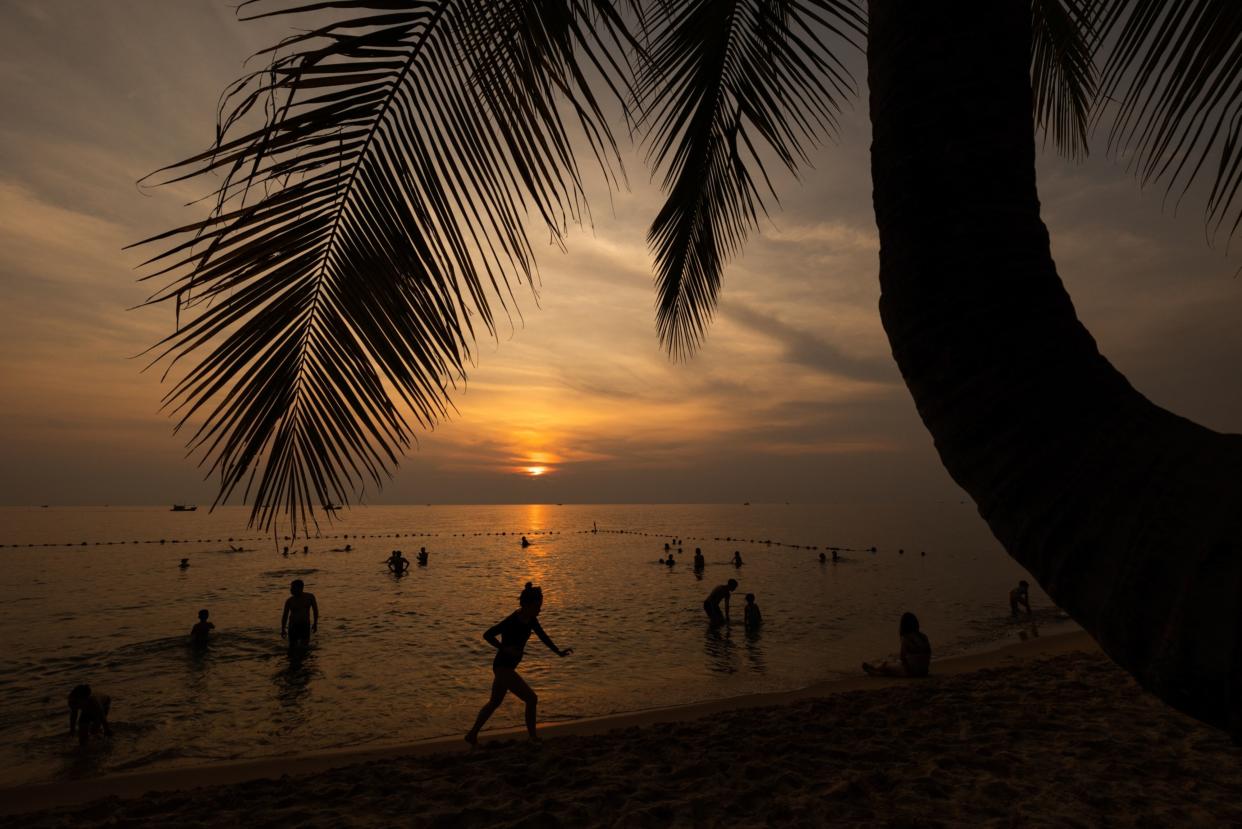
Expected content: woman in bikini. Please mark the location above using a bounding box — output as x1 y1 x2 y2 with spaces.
465 582 572 745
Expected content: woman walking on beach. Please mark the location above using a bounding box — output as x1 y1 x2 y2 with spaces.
465 582 572 745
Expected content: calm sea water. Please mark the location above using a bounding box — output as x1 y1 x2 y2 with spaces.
0 503 1072 786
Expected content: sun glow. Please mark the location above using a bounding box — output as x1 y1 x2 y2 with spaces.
525 466 549 476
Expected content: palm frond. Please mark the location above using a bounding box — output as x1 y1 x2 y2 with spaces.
635 0 864 360
1096 0 1242 239
134 0 631 531
1031 0 1100 159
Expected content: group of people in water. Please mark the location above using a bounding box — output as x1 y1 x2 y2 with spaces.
74 536 1041 749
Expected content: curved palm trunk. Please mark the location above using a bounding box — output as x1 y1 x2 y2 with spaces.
869 0 1242 737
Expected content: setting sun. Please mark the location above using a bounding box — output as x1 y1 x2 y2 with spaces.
525 466 549 477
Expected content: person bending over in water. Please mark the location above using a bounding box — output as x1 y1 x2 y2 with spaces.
694 548 705 571
703 579 738 626
190 608 214 647
465 582 572 745
1009 580 1032 618
68 685 112 746
732 551 744 567
281 579 319 650
385 550 410 575
862 612 931 678
743 593 762 631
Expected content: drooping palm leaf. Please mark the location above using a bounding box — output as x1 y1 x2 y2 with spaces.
1096 0 1242 239
135 0 632 531
635 0 864 360
1031 0 1100 159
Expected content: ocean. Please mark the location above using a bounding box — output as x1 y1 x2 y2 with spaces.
0 503 1072 786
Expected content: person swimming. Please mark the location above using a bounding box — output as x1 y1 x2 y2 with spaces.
465 582 572 745
189 608 214 647
703 579 738 626
179 558 189 569
818 552 827 563
862 612 931 678
665 553 675 567
417 547 429 565
68 684 112 746
743 593 763 631
386 550 410 575
732 551 744 567
520 536 530 548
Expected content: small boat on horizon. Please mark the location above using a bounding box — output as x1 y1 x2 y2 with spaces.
171 504 198 512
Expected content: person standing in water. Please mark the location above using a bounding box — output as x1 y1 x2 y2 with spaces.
703 579 738 626
68 685 112 746
385 550 410 575
281 579 319 650
732 551 744 567
189 609 214 647
694 548 706 571
465 582 572 745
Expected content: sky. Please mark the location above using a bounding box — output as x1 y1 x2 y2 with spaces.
2 1 1242 513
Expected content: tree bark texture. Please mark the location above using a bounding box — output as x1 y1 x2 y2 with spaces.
869 0 1242 737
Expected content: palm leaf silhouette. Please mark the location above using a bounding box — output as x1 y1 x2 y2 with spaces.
135 0 631 530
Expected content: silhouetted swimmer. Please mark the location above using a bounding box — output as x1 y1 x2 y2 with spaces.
819 552 827 563
179 558 189 569
281 579 319 650
703 579 738 626
743 593 763 631
664 542 671 552
68 685 111 746
302 545 309 555
417 549 429 566
521 535 530 548
282 546 289 557
732 551 744 567
862 612 931 678
694 548 705 571
1010 580 1032 618
190 608 214 647
386 550 410 575
465 582 572 745
665 553 675 567
832 550 840 563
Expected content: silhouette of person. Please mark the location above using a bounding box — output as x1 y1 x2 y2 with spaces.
281 579 319 650
664 542 671 552
190 608 214 647
743 593 763 631
694 548 705 571
179 558 189 569
68 685 112 746
832 550 840 563
465 582 572 745
704 579 738 626
862 612 931 678
521 535 530 548
282 546 290 557
732 551 744 567
818 552 827 563
665 552 675 567
417 547 429 566
1010 580 1032 617
386 550 410 575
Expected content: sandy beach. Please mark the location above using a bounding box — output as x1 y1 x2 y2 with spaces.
5 631 1241 826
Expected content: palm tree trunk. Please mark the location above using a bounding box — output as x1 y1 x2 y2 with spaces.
868 0 1242 737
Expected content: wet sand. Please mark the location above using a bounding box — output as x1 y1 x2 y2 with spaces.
7 631 1242 826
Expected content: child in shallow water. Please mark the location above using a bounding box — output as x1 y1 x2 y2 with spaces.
743 593 763 631
68 684 112 746
190 608 214 647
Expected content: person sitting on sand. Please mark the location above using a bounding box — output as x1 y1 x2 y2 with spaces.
862 612 931 678
1010 580 1032 618
68 684 112 746
281 579 319 650
703 579 738 626
694 548 705 571
386 550 410 575
190 608 214 647
465 582 572 745
743 593 763 631
732 550 744 567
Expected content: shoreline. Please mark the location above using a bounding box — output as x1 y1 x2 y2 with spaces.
0 629 1095 817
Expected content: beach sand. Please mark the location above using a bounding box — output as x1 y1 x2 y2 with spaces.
6 631 1241 826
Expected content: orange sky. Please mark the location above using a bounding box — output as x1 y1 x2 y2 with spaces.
2 1 1242 510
